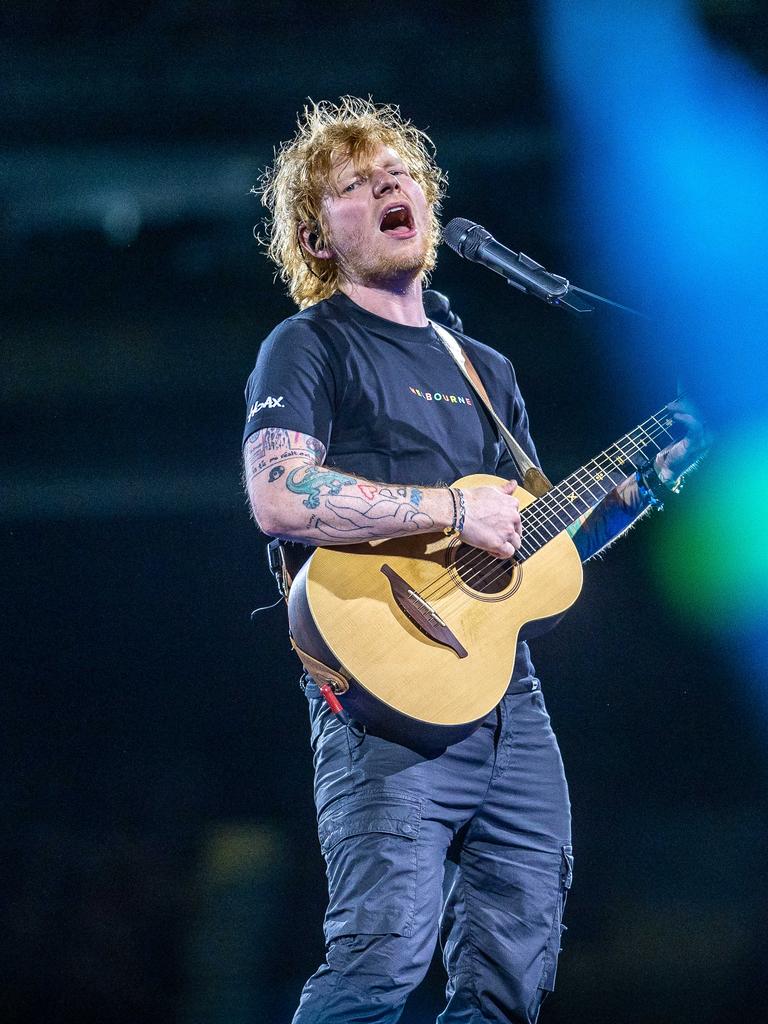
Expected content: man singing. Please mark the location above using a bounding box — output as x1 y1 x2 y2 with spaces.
242 97 706 1023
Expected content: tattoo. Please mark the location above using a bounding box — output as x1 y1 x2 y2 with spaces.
286 465 357 509
243 429 328 482
305 435 326 460
244 429 287 484
248 427 291 460
243 428 435 543
313 495 434 538
377 486 407 499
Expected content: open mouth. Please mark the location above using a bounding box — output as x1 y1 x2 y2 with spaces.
379 204 415 237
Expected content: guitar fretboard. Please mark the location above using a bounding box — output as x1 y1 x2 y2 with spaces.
516 404 677 562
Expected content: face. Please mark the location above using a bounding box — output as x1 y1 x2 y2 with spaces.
314 143 431 287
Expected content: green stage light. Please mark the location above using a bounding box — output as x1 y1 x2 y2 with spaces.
654 422 768 626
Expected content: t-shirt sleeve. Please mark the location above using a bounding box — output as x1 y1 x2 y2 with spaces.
242 318 340 450
495 356 542 478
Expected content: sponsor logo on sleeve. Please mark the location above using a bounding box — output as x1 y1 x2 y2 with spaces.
247 395 285 421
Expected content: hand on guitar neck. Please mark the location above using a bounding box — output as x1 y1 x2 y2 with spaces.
244 426 524 558
653 396 712 484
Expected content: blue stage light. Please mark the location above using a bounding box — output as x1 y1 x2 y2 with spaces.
540 0 768 697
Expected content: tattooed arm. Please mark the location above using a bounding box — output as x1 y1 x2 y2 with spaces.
243 428 524 556
244 427 450 544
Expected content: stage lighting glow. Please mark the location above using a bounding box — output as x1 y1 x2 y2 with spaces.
540 0 768 702
539 0 768 427
653 423 768 627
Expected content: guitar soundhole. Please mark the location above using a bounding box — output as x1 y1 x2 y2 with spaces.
451 543 515 595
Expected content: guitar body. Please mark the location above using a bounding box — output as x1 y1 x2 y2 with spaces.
288 474 584 750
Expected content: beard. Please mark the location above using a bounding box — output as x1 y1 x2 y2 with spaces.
334 227 432 287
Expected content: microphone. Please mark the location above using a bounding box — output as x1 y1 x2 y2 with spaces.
442 218 593 313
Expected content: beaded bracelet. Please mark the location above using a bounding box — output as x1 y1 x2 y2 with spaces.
455 488 466 534
444 487 459 535
443 487 466 536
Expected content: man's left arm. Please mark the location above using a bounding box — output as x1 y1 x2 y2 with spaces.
568 398 712 562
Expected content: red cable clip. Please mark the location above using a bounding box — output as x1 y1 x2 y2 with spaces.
319 682 350 724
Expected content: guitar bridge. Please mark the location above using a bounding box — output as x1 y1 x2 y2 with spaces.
380 564 468 659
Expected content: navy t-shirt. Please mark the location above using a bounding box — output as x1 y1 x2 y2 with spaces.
242 291 539 483
243 290 541 684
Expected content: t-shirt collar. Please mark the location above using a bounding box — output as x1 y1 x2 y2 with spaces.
328 291 438 344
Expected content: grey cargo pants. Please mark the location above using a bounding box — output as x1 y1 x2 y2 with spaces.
293 680 573 1024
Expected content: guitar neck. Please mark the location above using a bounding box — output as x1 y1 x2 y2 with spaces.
518 402 677 560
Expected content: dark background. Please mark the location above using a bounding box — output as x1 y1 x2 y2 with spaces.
3 3 767 1023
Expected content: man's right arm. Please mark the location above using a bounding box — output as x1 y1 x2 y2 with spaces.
244 427 523 558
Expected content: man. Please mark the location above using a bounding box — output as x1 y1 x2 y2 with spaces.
243 97 707 1024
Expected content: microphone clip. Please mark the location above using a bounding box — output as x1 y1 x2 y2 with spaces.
509 251 594 313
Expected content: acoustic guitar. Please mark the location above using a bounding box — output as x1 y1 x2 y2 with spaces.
288 404 677 749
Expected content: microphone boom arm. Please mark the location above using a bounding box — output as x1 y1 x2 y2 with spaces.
442 217 642 317
479 238 594 313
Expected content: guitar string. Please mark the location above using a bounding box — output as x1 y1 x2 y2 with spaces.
430 415 674 614
418 407 675 600
418 426 661 608
433 473 634 615
417 411 673 603
435 415 674 610
434 471 628 612
470 411 675 576
416 412 674 613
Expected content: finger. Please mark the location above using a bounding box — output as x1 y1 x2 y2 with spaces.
501 479 518 493
670 397 704 424
668 396 694 414
672 411 705 439
491 542 517 560
505 515 522 539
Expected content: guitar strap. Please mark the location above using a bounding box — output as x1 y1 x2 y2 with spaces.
430 321 552 498
289 635 350 694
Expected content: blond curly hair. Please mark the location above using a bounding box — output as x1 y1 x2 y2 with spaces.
257 97 447 308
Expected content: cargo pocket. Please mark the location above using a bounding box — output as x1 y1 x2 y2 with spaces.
308 693 334 753
540 843 574 992
318 787 423 942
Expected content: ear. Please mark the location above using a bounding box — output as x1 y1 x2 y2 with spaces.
298 222 333 261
